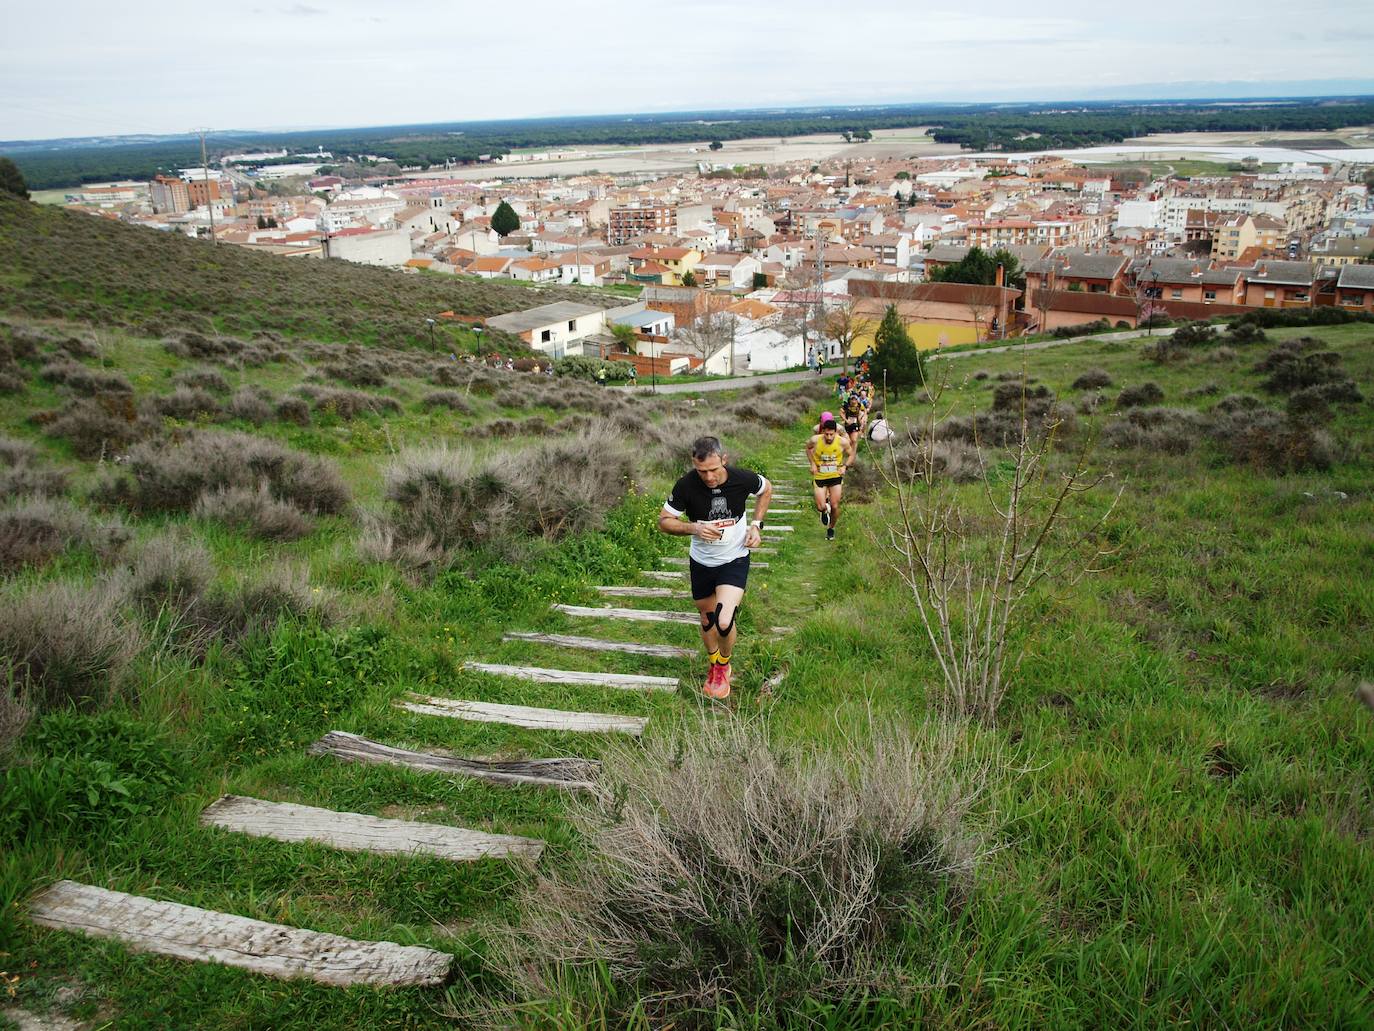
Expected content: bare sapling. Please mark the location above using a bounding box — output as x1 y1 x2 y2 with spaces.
880 359 1120 723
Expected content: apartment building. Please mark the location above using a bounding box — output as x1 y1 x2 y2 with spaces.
608 204 675 245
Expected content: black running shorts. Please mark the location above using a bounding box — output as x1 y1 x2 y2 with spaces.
689 554 751 601
814 475 843 488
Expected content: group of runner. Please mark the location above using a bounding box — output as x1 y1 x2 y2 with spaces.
656 363 885 700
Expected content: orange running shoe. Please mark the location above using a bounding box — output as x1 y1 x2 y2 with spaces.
714 662 733 699
703 662 730 700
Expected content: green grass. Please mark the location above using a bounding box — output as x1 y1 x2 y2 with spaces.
3 292 1372 1027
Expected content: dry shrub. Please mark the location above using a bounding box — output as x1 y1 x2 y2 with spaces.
173 367 231 394
274 396 311 426
1256 341 1358 397
1287 379 1364 423
296 385 401 420
126 534 337 652
1116 382 1165 408
356 514 446 582
1103 407 1206 455
194 484 315 541
99 430 350 516
0 436 67 500
322 357 389 388
0 496 128 573
226 386 274 425
43 392 159 459
420 390 472 414
891 437 984 483
0 579 141 712
0 683 28 760
39 360 132 396
383 438 636 558
150 386 224 421
1184 382 1222 399
0 436 41 468
0 370 26 394
1211 406 1334 472
1071 367 1113 390
163 331 243 361
126 531 213 620
209 563 340 643
492 717 985 1027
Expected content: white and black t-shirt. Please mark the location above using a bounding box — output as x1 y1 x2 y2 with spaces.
663 466 768 567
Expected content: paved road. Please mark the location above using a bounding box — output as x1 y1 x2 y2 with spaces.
616 327 1174 395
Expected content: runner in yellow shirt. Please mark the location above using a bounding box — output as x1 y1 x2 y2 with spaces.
805 413 855 542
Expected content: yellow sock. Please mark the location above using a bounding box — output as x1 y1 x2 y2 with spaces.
708 649 722 665
715 652 732 666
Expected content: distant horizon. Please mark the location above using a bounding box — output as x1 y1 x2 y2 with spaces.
5 84 1374 149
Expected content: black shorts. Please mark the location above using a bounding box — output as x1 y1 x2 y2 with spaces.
689 554 751 601
844 420 860 434
814 475 843 488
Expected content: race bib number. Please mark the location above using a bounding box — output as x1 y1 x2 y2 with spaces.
819 462 837 474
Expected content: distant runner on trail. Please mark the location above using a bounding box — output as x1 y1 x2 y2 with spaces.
806 414 855 542
658 436 772 700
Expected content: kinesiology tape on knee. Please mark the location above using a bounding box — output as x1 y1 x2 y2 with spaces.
700 606 720 633
717 605 738 636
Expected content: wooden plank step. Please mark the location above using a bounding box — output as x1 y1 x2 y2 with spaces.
640 570 686 580
465 661 678 692
554 604 700 624
659 557 768 568
201 796 543 862
309 731 599 791
594 585 690 599
27 881 452 988
768 508 802 513
760 525 794 532
397 695 647 735
503 631 694 659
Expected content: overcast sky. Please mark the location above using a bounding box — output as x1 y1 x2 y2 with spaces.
4 0 1374 141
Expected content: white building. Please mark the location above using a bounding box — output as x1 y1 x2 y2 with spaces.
323 228 411 267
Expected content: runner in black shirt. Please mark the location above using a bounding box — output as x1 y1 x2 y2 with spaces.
658 435 771 700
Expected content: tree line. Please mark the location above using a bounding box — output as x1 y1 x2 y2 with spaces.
7 98 1373 190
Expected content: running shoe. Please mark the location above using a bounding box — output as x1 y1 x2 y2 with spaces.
715 662 733 699
703 662 729 700
826 527 835 541
820 501 831 527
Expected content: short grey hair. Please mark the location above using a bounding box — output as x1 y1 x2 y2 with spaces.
690 436 725 461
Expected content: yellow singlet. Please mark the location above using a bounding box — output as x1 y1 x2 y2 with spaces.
812 435 845 480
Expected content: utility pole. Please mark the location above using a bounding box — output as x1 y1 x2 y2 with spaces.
196 128 217 246
815 221 826 369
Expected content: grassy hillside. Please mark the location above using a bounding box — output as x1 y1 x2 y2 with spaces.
1 193 1372 1028
0 196 626 352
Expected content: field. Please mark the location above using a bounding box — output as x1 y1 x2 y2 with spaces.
2 198 1373 1029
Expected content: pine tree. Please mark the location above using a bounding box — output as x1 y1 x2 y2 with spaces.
0 158 30 201
491 200 520 237
870 304 924 397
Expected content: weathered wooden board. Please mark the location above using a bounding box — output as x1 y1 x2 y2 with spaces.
309 731 599 791
554 604 701 625
503 631 694 659
201 796 544 861
27 881 453 988
639 570 687 580
767 508 802 514
397 695 647 735
594 585 690 599
759 525 795 532
465 661 678 692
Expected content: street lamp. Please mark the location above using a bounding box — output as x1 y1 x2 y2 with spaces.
425 317 436 351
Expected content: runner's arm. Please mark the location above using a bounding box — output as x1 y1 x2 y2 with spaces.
658 506 717 539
